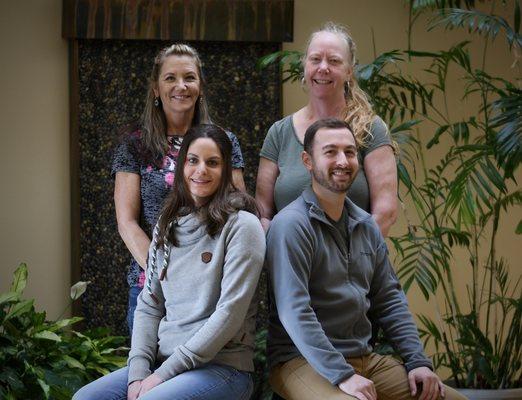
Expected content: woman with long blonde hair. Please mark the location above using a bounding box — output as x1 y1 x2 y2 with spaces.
256 22 397 236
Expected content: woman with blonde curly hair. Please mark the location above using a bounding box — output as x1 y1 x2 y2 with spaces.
256 22 397 236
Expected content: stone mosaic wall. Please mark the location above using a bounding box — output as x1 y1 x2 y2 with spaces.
78 39 280 335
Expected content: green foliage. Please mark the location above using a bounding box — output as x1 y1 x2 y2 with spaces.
0 264 128 399
388 1 521 389
252 329 273 400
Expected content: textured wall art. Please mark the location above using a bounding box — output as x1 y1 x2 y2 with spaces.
77 39 281 334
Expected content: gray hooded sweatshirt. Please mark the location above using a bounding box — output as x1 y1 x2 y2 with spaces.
127 210 265 384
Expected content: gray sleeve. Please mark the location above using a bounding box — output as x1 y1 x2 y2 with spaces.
267 212 355 385
259 121 281 163
361 116 392 159
153 213 265 381
368 239 433 372
127 239 166 384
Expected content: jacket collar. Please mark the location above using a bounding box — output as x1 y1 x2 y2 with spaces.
301 186 371 233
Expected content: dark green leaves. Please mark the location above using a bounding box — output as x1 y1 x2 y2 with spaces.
0 264 128 399
432 8 522 49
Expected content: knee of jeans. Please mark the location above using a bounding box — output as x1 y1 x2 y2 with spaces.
72 385 90 400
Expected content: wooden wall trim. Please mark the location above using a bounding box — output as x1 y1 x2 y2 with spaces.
62 0 294 42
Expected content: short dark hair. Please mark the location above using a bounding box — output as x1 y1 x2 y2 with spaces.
303 118 356 154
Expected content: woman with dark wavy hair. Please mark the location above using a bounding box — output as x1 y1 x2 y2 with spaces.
113 44 246 333
75 124 265 400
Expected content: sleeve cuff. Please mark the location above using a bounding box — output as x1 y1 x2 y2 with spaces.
127 357 152 384
404 359 433 373
331 368 356 386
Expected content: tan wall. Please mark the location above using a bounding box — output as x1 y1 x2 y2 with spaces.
0 0 519 366
0 0 69 319
284 0 521 362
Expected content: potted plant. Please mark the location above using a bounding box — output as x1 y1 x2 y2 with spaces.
258 1 521 397
0 263 128 399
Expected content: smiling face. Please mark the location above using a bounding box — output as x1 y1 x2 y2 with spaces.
304 31 352 99
183 138 223 207
303 127 359 194
154 54 201 119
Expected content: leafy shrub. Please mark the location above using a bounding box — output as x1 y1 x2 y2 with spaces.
0 263 128 399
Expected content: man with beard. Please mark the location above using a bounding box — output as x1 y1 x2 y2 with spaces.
266 119 466 400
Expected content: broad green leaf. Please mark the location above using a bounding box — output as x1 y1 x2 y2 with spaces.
70 281 90 300
34 330 62 342
10 263 28 294
5 299 34 320
0 291 19 305
46 316 83 332
37 378 50 399
62 355 85 370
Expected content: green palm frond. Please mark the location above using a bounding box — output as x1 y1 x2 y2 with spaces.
491 87 522 178
411 0 478 13
431 8 522 48
256 50 303 83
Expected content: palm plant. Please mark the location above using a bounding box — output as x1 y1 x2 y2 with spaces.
258 0 521 389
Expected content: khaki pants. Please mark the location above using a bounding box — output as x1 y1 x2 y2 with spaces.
269 354 468 400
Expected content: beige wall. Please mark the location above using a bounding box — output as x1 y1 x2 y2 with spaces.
0 0 69 319
0 0 519 363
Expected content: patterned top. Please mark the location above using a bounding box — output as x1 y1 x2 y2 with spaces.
112 129 245 287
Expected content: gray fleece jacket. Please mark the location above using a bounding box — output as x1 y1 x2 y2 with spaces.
127 210 265 384
267 187 432 386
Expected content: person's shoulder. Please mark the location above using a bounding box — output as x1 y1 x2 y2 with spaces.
271 197 310 229
369 116 389 136
226 211 265 248
235 210 262 227
269 114 293 132
346 199 384 242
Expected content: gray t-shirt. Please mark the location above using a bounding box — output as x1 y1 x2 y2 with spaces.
260 115 391 213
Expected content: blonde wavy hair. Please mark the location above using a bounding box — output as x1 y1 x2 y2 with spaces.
304 22 376 146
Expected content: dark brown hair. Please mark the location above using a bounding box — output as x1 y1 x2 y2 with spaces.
156 124 257 247
303 118 357 154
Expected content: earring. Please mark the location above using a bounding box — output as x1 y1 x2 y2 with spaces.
199 95 203 105
154 97 160 107
344 81 350 97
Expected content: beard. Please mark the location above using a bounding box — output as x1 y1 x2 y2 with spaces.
311 166 356 194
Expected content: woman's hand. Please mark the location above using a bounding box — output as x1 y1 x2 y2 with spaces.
127 380 142 400
136 373 163 397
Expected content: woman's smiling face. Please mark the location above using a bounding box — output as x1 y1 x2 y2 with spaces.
183 138 223 207
304 31 352 99
154 54 201 118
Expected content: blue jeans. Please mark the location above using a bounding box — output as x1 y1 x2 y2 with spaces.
73 364 253 400
127 285 142 334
